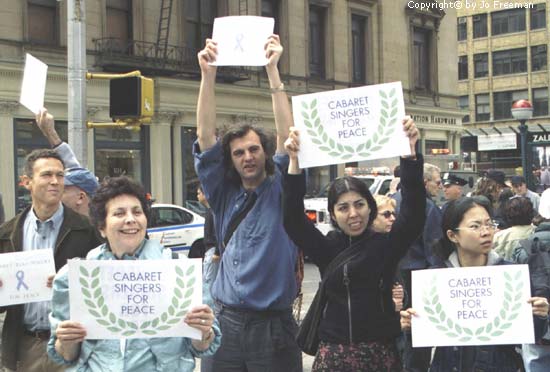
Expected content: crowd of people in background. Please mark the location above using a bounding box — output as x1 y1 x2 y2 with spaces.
1 34 550 372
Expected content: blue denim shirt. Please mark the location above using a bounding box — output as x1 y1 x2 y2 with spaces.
47 239 221 372
193 140 298 310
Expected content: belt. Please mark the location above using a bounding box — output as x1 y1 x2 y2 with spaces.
217 301 291 318
23 329 51 341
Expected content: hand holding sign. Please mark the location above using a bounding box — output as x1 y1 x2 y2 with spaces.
265 34 283 69
197 39 218 76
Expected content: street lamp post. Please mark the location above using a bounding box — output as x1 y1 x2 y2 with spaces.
511 99 533 189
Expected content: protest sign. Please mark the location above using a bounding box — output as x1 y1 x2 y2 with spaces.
0 249 55 306
69 259 202 340
411 265 534 347
211 16 274 66
291 82 409 168
20 53 48 114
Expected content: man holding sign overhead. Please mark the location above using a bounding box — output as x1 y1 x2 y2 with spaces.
0 150 100 372
193 25 302 371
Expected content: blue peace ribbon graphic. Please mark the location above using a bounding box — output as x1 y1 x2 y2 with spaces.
16 270 29 291
234 33 245 52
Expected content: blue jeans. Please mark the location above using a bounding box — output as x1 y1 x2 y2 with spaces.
522 344 550 372
211 304 302 372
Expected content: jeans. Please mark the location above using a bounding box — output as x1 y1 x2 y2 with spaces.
211 304 303 372
522 344 550 372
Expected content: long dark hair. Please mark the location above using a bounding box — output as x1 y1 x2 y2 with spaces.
327 176 377 230
221 124 275 186
433 196 492 260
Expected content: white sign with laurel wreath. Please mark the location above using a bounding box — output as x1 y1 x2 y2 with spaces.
291 82 409 168
68 259 202 340
411 265 534 347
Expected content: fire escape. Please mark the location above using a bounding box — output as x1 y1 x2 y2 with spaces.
93 0 251 81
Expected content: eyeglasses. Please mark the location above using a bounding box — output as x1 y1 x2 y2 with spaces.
454 221 499 233
378 210 396 219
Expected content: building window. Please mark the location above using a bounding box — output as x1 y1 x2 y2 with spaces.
28 0 58 45
475 94 490 121
413 28 431 91
425 140 448 154
14 118 68 212
351 14 367 84
530 4 546 30
457 17 467 41
459 95 470 123
94 127 150 192
474 53 488 78
532 45 547 72
185 0 217 53
106 0 132 53
309 5 326 78
458 55 468 80
492 48 527 76
261 0 280 35
533 88 549 117
491 8 526 36
473 13 487 38
494 90 527 120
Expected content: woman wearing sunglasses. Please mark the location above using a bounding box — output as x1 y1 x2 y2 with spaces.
283 117 425 371
400 196 549 371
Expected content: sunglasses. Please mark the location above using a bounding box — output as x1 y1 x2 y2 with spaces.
378 210 396 219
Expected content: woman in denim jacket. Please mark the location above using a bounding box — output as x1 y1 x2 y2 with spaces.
401 196 549 372
47 176 220 371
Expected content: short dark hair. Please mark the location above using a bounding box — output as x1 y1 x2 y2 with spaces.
434 196 493 260
327 176 377 230
24 149 64 177
90 176 150 231
503 196 534 226
221 124 275 185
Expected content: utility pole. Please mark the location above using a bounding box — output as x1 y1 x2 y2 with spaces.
67 0 88 166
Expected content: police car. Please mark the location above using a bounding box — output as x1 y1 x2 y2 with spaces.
147 204 205 257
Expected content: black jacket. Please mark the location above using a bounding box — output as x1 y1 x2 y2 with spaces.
283 155 426 344
0 205 102 370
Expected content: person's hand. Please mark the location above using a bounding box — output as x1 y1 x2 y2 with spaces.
400 308 417 331
197 39 218 76
184 304 215 341
284 127 300 161
265 34 283 69
46 274 55 289
401 116 419 157
528 297 549 317
35 108 62 147
56 321 86 344
392 284 404 312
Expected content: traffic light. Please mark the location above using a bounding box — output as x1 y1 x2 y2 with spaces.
109 76 154 121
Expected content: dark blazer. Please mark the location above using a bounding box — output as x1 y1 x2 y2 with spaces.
0 205 101 370
283 155 426 344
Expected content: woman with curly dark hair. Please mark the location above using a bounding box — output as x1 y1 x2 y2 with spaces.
47 176 221 371
493 196 535 260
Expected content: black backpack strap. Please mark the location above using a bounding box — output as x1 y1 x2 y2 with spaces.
222 191 257 251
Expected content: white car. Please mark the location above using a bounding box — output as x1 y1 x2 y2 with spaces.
147 204 205 257
304 175 394 234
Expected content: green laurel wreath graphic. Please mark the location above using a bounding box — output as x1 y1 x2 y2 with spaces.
300 88 399 160
79 264 195 336
423 270 523 342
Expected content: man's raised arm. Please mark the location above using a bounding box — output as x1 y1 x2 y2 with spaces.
265 35 292 154
196 39 219 152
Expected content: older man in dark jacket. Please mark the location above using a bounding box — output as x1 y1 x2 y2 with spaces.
0 149 100 372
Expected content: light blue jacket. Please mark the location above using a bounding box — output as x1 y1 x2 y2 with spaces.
47 240 221 372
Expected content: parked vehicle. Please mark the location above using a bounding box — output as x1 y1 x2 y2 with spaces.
147 204 205 257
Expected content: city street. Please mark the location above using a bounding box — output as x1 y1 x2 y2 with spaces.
0 262 321 371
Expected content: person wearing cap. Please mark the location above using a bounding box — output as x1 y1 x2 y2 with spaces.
62 168 99 217
0 149 101 372
440 173 468 214
35 108 98 218
511 175 540 212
